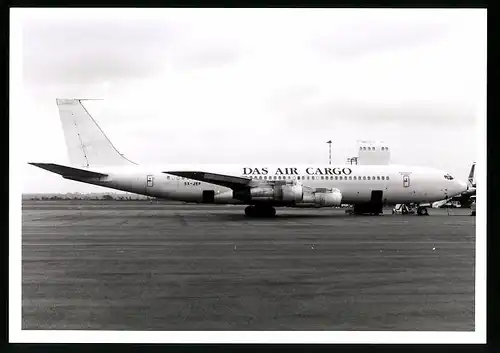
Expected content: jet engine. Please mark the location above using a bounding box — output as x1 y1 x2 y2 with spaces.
235 181 304 202
249 187 274 199
298 188 342 207
280 184 303 201
234 181 339 207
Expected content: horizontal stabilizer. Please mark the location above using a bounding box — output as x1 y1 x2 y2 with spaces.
29 163 107 179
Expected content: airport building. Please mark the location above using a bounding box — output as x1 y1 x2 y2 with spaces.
346 140 391 165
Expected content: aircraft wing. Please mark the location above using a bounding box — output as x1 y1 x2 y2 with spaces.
164 171 252 190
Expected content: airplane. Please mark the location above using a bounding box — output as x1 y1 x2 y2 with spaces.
29 98 469 217
453 162 476 202
433 162 476 208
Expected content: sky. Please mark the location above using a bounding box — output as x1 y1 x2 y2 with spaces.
13 8 486 193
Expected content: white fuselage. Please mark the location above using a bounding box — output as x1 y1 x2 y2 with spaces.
67 163 467 207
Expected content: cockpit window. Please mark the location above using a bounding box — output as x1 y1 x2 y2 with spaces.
444 174 454 180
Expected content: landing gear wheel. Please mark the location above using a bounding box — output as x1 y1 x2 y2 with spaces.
244 205 276 217
417 207 429 216
245 206 255 217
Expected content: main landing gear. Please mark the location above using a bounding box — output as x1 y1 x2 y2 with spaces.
244 205 277 217
417 206 429 216
352 204 382 216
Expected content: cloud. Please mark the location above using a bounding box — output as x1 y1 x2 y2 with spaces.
314 20 448 59
282 98 477 129
173 46 239 70
22 12 244 87
23 18 176 85
308 10 465 59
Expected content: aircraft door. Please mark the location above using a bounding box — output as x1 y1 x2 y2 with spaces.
202 190 215 203
145 174 154 195
370 190 384 214
147 175 154 187
403 175 410 188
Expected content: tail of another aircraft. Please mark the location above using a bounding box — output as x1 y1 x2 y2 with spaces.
467 162 476 188
56 98 137 167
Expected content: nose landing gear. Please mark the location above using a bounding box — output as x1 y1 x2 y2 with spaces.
244 205 277 217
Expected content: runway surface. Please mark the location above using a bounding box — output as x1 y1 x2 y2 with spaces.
22 201 476 331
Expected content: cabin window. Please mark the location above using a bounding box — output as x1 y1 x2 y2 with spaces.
377 176 380 180
330 176 334 180
386 176 390 180
258 176 262 179
312 176 315 180
372 176 376 180
349 176 352 180
363 176 366 180
166 176 170 179
264 176 267 180
320 176 324 180
367 176 371 180
334 176 338 180
381 176 385 180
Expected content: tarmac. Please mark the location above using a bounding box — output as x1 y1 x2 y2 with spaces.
22 200 476 331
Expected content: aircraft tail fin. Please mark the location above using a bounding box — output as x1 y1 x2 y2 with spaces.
467 162 476 188
56 98 137 167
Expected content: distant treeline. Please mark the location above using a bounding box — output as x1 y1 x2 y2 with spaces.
23 193 156 201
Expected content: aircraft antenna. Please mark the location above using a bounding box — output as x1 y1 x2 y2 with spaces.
326 140 332 165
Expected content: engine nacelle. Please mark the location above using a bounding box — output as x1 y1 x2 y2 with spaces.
299 189 342 207
281 184 303 202
314 190 342 206
249 187 274 199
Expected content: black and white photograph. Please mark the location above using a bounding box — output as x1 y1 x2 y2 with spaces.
10 7 486 343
